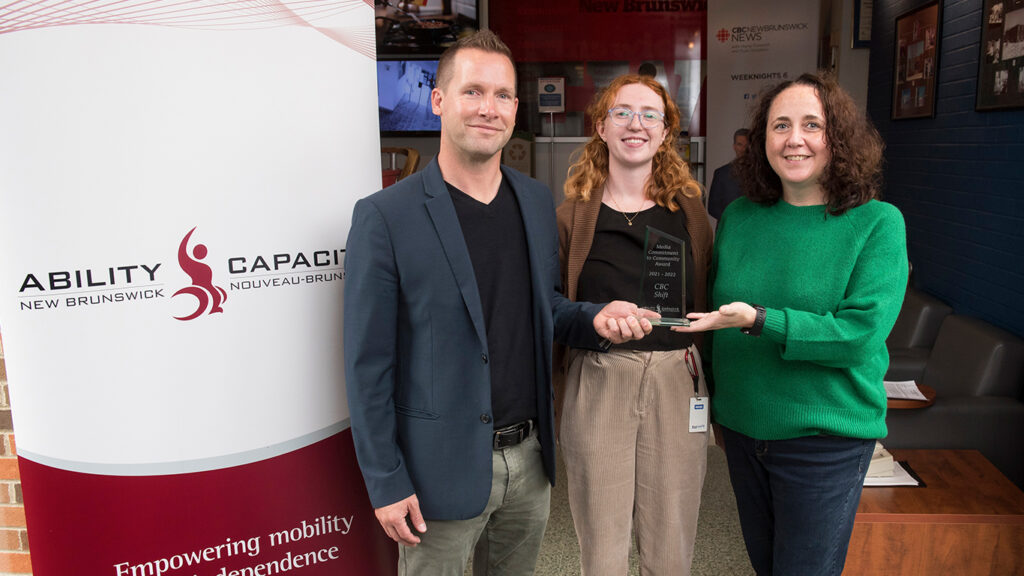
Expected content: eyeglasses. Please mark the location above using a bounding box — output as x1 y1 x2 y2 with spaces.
607 107 666 128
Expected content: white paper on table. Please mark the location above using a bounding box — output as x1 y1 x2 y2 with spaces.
863 461 920 487
866 442 894 477
883 380 928 401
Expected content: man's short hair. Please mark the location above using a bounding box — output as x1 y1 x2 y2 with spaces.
733 128 750 141
435 29 516 91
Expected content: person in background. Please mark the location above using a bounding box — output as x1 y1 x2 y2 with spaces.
706 128 750 221
556 74 713 576
675 72 908 575
344 31 655 576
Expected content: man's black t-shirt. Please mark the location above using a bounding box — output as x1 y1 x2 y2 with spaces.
448 177 537 429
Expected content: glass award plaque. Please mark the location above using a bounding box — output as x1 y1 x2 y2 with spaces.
640 226 688 327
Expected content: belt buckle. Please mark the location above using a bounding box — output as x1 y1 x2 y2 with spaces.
492 420 531 450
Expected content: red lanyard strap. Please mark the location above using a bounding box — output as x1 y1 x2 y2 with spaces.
684 348 700 396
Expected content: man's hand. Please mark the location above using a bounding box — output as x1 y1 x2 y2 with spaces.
594 300 658 344
375 494 427 546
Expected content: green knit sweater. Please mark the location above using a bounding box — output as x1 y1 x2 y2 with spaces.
711 198 908 440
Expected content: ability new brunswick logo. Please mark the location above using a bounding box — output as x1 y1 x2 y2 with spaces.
173 227 227 321
15 227 345 319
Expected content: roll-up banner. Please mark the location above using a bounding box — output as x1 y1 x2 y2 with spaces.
0 1 395 574
706 0 820 182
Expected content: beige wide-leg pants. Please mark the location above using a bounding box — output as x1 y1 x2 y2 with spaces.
560 346 709 576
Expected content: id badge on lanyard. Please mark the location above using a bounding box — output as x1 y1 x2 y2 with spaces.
685 348 708 433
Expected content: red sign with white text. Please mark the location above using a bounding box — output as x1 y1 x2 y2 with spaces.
19 431 394 576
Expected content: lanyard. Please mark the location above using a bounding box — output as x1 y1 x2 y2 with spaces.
684 348 700 396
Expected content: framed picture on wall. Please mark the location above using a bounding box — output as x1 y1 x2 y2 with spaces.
853 0 873 49
976 0 1024 110
892 1 942 120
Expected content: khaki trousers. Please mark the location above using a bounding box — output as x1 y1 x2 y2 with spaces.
560 346 708 576
397 431 550 576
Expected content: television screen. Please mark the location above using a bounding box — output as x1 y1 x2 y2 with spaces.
376 0 479 56
377 59 441 135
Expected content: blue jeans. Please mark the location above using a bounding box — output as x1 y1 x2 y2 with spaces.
721 426 874 576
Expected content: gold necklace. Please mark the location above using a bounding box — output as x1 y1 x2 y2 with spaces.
606 187 644 226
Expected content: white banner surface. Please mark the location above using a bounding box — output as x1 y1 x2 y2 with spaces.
706 0 820 180
0 2 394 573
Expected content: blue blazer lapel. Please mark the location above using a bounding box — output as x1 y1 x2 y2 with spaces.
422 159 488 347
503 166 550 299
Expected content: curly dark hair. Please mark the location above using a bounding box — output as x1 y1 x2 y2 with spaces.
737 72 884 215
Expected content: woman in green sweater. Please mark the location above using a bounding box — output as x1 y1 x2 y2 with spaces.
676 73 908 575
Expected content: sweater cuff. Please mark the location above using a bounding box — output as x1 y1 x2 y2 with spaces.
761 307 787 343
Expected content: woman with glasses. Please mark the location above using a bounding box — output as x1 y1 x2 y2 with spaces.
555 74 712 576
675 73 907 575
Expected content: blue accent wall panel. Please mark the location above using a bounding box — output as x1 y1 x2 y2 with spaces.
867 0 1024 337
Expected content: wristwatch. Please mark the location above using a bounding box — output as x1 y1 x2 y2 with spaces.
741 304 766 337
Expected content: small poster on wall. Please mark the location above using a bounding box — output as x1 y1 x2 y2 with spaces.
853 0 873 48
977 0 1024 110
892 1 942 120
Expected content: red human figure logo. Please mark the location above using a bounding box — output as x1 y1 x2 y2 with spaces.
173 227 227 321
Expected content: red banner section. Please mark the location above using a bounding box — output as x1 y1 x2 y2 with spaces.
18 430 395 576
490 0 707 62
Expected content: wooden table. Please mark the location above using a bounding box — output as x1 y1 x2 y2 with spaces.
886 383 936 409
845 450 1024 575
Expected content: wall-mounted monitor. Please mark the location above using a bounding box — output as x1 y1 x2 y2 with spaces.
375 0 479 56
377 59 441 135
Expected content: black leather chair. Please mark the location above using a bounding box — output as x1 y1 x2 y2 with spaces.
885 287 952 381
885 315 1024 488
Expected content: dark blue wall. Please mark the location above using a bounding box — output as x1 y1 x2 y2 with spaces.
867 0 1024 338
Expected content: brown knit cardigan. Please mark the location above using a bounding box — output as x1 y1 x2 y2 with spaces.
552 186 714 418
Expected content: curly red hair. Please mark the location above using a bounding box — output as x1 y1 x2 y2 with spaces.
564 74 701 211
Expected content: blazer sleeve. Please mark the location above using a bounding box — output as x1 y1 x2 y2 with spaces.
343 197 416 509
548 200 603 349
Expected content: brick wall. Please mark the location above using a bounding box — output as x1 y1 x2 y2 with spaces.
0 334 31 575
867 0 1024 338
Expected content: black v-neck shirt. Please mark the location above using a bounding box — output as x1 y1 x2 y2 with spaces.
448 178 537 429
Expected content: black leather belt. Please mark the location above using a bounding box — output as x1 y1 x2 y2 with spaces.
492 419 534 450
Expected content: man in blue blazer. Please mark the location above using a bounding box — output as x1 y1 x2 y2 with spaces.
344 31 654 575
